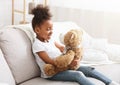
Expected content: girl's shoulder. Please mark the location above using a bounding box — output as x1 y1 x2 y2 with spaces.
33 38 44 45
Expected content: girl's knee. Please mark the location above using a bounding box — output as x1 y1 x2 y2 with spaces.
74 71 85 78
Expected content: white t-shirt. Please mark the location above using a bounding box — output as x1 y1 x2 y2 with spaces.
32 38 62 78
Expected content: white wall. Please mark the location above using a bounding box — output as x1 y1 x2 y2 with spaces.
1 0 120 44
0 0 11 26
103 12 120 44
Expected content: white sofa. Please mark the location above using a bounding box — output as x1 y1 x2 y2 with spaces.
0 22 120 85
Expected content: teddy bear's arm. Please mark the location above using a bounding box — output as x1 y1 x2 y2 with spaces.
54 50 75 68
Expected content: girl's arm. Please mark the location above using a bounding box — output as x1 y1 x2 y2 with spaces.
54 42 65 52
37 51 55 65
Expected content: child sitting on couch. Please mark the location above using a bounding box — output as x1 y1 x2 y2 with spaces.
32 4 119 85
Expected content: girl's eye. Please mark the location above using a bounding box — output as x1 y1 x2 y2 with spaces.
47 28 52 31
47 28 50 30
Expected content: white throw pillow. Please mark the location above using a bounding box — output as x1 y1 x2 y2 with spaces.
106 44 120 62
82 49 110 64
6 23 36 43
88 38 108 51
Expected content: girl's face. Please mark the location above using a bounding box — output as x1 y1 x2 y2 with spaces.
35 20 53 42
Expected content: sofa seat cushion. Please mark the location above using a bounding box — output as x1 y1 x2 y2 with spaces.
94 64 120 83
0 28 40 84
19 77 105 85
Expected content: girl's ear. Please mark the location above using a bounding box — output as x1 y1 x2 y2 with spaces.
34 27 40 34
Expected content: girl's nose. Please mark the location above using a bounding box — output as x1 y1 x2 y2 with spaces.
49 31 53 35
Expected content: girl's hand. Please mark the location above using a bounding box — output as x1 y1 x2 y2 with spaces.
59 46 65 52
69 59 79 67
54 42 65 52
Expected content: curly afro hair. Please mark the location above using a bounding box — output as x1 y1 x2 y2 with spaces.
31 4 52 30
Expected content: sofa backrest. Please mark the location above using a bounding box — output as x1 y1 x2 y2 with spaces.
0 48 15 85
0 28 40 84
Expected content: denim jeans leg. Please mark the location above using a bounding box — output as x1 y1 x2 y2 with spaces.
77 66 112 85
47 70 95 85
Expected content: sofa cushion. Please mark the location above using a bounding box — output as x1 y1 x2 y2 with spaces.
0 28 40 84
19 77 104 85
0 48 15 85
94 64 120 83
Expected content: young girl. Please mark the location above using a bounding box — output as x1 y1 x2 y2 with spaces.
32 5 119 85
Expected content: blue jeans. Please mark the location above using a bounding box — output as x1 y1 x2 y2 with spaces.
47 66 112 85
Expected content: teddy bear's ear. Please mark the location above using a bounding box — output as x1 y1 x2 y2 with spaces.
70 33 75 40
69 32 76 43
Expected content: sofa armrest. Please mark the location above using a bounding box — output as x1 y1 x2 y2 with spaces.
0 83 9 85
0 49 15 85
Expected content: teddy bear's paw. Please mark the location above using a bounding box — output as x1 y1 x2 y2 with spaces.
66 50 75 56
55 60 68 68
70 64 80 70
44 64 56 76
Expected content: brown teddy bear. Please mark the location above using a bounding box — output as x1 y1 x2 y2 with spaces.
64 29 83 70
44 29 83 76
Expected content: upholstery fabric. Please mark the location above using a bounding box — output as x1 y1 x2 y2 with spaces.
19 77 105 85
94 64 120 83
0 49 15 85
